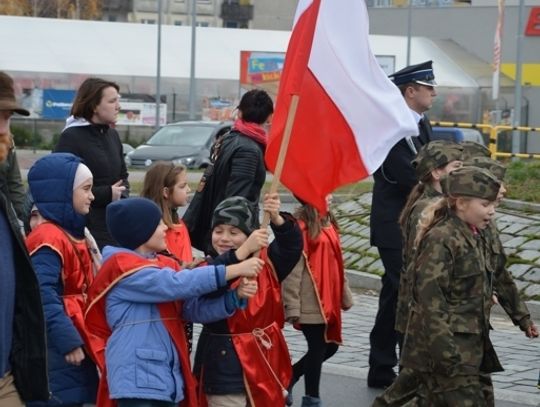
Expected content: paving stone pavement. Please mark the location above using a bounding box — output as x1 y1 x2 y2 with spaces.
193 291 538 405
283 291 540 405
335 193 540 301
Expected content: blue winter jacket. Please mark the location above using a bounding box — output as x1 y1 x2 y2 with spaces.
102 245 237 403
26 153 98 406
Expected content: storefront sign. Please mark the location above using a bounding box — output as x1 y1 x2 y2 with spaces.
525 7 540 36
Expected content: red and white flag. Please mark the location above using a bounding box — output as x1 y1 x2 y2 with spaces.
492 0 505 100
265 0 418 214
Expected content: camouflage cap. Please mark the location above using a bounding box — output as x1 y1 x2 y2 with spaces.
465 156 506 181
443 166 501 201
460 141 491 161
412 140 463 179
212 196 257 236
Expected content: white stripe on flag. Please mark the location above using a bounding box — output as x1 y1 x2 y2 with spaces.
308 0 418 173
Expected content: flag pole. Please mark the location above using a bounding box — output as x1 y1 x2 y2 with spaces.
261 94 300 228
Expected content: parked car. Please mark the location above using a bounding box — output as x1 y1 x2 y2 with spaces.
125 121 232 169
122 143 134 157
432 126 487 146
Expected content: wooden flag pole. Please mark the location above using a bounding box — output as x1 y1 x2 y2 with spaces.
261 94 300 229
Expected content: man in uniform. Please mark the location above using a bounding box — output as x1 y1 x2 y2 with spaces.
368 61 438 388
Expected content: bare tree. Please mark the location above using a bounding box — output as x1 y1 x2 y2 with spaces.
0 0 102 19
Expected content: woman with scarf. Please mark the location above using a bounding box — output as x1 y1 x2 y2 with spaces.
183 89 273 253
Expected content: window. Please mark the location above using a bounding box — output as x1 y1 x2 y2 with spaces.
141 18 156 24
224 21 238 28
196 21 209 27
174 20 183 25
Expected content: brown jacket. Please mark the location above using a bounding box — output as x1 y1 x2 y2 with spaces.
282 254 354 324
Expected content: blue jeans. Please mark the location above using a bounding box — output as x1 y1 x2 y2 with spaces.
117 400 176 407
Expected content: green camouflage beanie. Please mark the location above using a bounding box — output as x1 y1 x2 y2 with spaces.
212 196 257 236
444 166 501 201
460 141 491 161
465 156 506 182
412 140 463 179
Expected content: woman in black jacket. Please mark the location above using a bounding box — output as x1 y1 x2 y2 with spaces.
184 89 274 252
54 77 129 249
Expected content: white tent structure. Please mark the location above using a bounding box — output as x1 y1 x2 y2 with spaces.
1 15 512 124
1 15 508 85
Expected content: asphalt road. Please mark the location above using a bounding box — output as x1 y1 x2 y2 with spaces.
306 367 531 407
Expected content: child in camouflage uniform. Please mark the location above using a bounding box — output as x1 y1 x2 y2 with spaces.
396 140 464 336
373 140 463 407
465 156 539 405
398 166 503 406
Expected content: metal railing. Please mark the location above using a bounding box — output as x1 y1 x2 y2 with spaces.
432 121 540 160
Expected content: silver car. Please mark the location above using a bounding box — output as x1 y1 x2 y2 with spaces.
125 121 232 169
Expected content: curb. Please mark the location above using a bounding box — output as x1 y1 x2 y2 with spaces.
345 269 540 321
501 198 540 213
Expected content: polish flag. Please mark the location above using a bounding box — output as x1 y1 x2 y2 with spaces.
265 0 418 214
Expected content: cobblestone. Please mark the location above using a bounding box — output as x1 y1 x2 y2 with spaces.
336 194 540 300
282 293 540 401
522 239 540 251
508 263 532 279
516 250 540 262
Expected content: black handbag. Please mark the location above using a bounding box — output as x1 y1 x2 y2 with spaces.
183 135 225 252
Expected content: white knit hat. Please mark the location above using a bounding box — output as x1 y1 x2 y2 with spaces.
73 163 93 190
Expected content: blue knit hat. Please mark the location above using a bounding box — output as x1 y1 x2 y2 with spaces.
106 197 162 250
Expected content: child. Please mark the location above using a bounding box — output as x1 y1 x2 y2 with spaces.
282 195 354 407
193 194 303 407
397 167 503 405
141 162 195 351
25 152 99 406
460 140 491 161
396 140 463 335
84 197 262 407
467 157 539 405
373 141 463 407
141 162 192 264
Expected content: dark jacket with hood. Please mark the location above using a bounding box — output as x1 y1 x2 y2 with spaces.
26 153 98 406
54 119 129 249
183 130 266 252
0 176 49 402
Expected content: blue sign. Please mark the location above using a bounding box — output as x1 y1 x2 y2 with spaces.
248 53 284 74
42 89 76 120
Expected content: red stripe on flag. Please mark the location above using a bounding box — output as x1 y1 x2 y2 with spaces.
266 66 368 214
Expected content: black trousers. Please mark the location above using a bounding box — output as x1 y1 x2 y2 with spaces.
368 247 402 382
292 324 339 398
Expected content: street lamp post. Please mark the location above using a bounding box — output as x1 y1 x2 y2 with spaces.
406 0 413 66
188 0 197 120
155 0 163 130
512 0 526 155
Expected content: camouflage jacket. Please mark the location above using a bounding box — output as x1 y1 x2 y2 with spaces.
0 142 25 220
401 213 503 377
480 222 532 330
395 183 441 334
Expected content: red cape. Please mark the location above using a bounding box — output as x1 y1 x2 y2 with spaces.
298 220 344 344
85 252 197 407
199 250 292 407
26 222 102 363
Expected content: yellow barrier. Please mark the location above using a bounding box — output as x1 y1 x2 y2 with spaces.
431 121 540 160
490 125 540 159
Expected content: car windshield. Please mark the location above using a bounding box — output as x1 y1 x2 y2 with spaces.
146 125 214 146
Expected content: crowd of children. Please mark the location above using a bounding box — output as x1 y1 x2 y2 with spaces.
3 75 536 407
